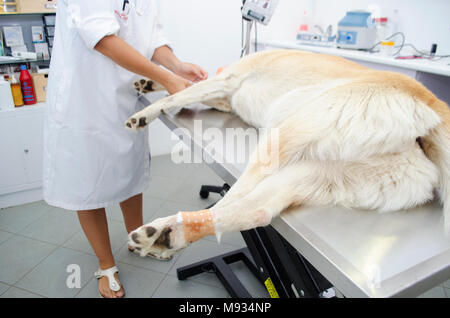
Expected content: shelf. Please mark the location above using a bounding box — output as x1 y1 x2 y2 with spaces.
0 12 55 16
0 58 50 65
257 40 450 77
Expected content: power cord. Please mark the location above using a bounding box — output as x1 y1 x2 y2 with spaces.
367 32 450 60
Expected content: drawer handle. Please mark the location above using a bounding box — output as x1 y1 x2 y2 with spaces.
45 4 57 9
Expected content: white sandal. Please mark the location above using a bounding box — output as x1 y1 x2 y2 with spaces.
94 266 123 297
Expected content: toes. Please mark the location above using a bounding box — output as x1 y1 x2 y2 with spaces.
139 117 147 128
153 227 172 249
131 232 140 244
146 226 157 237
125 116 148 131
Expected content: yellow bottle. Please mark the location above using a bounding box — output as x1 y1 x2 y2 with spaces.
10 75 24 107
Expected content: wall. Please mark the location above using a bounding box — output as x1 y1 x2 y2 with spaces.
149 0 450 156
149 0 244 156
257 0 450 55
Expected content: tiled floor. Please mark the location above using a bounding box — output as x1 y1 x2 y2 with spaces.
0 154 449 298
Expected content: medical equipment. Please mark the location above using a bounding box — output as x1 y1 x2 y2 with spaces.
241 0 279 57
242 0 279 26
337 11 377 50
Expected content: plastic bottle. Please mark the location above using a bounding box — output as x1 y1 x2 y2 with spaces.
0 75 15 111
19 65 37 105
297 10 311 43
10 75 24 107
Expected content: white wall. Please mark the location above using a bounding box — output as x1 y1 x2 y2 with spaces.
159 0 244 75
257 0 450 55
149 0 245 156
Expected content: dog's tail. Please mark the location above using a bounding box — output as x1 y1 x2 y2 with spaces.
423 100 450 232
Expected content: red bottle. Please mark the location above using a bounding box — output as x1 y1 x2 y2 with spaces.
19 65 37 105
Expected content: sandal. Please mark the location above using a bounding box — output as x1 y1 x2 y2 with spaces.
94 266 124 298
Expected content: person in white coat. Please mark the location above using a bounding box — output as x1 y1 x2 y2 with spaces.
44 0 208 298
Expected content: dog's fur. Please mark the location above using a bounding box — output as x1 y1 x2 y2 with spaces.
126 49 450 260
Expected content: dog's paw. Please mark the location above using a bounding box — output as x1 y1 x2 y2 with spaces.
134 79 155 95
125 108 161 131
128 215 187 261
134 79 165 95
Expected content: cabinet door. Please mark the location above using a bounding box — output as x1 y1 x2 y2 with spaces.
17 112 44 184
0 117 28 193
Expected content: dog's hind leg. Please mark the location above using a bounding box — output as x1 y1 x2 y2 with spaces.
128 163 320 259
126 75 240 131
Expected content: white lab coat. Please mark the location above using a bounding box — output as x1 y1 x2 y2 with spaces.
43 0 170 210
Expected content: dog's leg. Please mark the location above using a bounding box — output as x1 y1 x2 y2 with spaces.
133 79 232 112
126 76 239 131
128 163 317 259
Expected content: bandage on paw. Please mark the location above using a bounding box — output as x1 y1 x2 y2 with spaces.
179 210 215 243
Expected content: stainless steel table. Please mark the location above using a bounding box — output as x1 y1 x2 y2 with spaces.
140 94 450 298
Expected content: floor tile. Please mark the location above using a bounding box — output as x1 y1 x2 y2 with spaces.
203 231 246 248
151 155 200 181
115 243 181 275
15 247 98 298
418 285 447 298
0 235 56 285
151 201 201 221
63 219 128 256
443 279 450 289
76 262 164 298
169 240 241 288
169 168 225 209
145 176 182 201
20 207 81 245
0 282 9 295
0 230 13 245
0 286 43 298
0 201 51 233
153 275 229 298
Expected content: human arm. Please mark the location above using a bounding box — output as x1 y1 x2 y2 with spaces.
94 35 190 94
152 45 208 83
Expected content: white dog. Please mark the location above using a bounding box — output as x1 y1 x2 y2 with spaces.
126 50 450 260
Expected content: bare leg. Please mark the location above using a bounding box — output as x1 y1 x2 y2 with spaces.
120 193 143 234
77 209 125 298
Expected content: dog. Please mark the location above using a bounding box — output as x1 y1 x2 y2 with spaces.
126 49 450 260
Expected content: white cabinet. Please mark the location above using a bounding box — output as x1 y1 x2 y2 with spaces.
0 117 29 190
0 104 45 208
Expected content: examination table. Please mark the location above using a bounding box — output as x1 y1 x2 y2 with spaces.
139 94 450 298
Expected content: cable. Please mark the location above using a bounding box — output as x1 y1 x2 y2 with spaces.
396 43 450 59
367 32 405 55
366 32 450 60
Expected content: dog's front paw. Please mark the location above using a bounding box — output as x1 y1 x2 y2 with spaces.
128 215 187 261
134 79 155 95
125 108 160 131
134 79 165 95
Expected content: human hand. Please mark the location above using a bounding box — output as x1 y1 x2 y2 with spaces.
174 62 208 83
163 74 192 95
